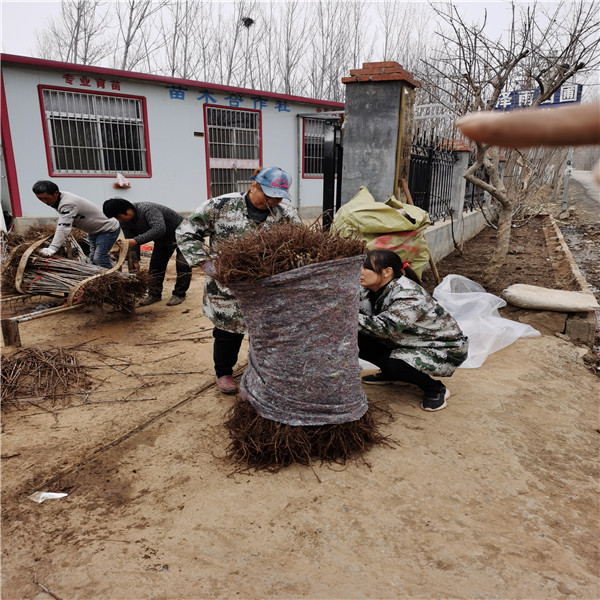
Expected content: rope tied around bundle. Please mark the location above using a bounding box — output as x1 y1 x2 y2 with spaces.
1 231 149 312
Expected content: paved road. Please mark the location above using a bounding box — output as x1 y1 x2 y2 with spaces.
559 169 600 301
570 170 600 206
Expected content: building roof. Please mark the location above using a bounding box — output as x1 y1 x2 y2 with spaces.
0 53 345 109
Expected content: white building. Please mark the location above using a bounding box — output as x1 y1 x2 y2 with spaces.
1 54 343 228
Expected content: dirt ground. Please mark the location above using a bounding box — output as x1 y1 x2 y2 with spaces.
1 178 599 599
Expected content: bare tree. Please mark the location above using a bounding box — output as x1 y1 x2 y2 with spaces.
30 0 428 100
34 0 111 65
113 0 169 71
423 0 600 284
209 0 261 87
348 2 375 73
307 1 357 102
252 2 278 92
274 0 310 96
158 0 207 79
376 2 416 64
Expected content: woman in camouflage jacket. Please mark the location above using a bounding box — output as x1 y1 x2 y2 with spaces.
176 167 301 394
358 250 468 412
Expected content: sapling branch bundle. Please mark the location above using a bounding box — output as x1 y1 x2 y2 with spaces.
1 236 149 311
212 221 367 285
81 270 151 313
1 346 90 410
224 398 390 472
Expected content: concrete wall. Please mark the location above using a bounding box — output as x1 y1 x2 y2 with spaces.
341 81 403 204
424 209 487 263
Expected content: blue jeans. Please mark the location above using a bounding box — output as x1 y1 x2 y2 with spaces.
88 228 120 268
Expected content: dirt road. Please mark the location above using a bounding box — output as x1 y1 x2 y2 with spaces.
1 254 599 598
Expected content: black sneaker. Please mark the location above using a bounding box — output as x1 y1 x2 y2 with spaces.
362 372 405 385
421 388 450 412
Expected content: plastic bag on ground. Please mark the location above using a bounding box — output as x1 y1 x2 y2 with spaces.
433 274 540 369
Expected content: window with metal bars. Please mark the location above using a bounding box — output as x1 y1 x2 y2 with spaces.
303 117 325 177
41 88 148 175
205 106 260 197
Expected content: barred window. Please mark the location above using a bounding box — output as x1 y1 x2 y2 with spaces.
205 106 260 197
41 88 148 175
303 117 325 177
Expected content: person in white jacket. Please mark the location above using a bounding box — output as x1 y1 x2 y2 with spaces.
32 180 120 268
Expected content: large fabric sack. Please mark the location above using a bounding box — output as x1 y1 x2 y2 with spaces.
229 255 368 426
503 284 600 312
332 186 431 277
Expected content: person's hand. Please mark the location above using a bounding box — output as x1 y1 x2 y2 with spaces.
456 102 600 149
40 248 55 257
457 102 600 184
200 260 216 276
127 239 138 248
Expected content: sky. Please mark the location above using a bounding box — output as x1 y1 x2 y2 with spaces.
1 1 60 56
1 0 517 58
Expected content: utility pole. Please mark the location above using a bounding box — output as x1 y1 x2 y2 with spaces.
561 147 574 212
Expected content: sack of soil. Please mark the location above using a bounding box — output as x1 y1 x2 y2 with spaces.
331 186 432 278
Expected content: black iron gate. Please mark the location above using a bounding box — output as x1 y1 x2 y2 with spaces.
319 116 456 226
322 118 343 230
408 136 455 221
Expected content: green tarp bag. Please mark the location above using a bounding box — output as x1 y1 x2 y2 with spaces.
332 186 432 278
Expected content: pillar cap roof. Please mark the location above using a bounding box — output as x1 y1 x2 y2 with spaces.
342 62 421 88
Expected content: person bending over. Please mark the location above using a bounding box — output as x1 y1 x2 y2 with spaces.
32 180 120 268
103 198 192 306
358 250 469 412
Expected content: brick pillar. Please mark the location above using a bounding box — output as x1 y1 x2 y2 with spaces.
341 62 420 205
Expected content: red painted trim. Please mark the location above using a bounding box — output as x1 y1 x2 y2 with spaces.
142 92 152 178
203 104 263 199
1 73 22 217
37 84 152 178
2 53 345 109
301 117 306 179
37 85 54 176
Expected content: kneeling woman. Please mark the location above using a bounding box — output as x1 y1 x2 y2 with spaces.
358 250 468 412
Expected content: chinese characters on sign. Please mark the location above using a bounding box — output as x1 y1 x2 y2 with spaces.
494 83 582 111
63 74 121 90
167 87 330 114
168 86 187 100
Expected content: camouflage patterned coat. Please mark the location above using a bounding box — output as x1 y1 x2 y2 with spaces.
176 192 301 333
358 277 468 376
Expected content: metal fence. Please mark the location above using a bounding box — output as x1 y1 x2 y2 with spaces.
408 135 456 222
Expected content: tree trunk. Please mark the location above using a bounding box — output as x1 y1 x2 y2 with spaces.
484 200 513 287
